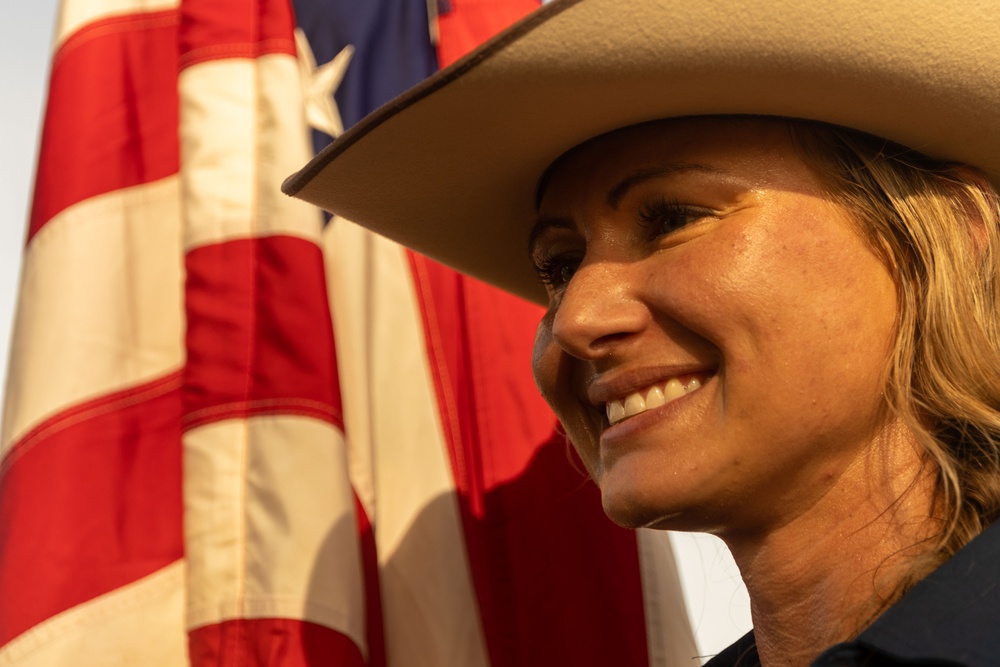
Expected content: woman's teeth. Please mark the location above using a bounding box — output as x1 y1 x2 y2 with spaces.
605 376 704 425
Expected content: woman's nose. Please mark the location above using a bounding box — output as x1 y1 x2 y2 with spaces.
550 260 648 359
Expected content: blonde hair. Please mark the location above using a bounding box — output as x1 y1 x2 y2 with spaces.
793 122 1000 577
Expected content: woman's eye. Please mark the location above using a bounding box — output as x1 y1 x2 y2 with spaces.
638 198 710 236
532 254 580 290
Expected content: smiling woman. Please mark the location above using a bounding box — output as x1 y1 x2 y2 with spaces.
283 0 1000 664
531 118 902 539
529 115 1000 661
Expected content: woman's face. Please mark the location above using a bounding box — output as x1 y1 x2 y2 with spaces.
530 118 899 534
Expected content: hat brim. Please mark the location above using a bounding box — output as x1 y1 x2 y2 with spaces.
282 0 1000 305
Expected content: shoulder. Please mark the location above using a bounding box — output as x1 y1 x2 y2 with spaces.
831 520 1000 666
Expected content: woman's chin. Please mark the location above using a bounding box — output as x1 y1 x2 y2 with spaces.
600 487 685 530
599 479 728 532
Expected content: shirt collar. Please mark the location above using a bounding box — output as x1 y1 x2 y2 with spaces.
846 519 1000 666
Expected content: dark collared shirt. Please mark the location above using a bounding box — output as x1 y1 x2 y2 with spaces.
705 521 1000 666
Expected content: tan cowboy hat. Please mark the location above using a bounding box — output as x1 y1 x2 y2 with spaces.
282 0 1000 305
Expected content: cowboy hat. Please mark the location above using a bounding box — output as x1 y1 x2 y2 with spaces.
282 0 1000 305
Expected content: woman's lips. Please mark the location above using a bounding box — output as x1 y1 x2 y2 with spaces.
605 372 713 425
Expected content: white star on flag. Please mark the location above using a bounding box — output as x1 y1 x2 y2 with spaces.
295 28 354 139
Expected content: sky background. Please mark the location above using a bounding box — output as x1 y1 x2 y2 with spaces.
0 0 751 658
1 1 60 396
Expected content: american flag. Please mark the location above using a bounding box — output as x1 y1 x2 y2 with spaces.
0 0 697 664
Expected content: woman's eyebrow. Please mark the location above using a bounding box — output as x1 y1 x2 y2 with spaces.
607 162 721 209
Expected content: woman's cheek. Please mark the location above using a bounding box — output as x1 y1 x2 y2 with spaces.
531 314 558 400
532 317 602 479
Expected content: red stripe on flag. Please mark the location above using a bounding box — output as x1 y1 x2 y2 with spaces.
471 429 652 667
353 492 386 667
435 0 540 68
406 255 553 509
183 237 343 430
28 10 180 241
408 254 652 666
179 0 296 68
0 373 184 648
189 618 365 667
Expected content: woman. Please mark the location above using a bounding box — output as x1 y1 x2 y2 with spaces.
284 0 1000 663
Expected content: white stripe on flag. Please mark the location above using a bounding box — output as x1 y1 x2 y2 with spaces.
0 562 186 667
56 0 179 48
183 416 366 653
2 177 184 455
323 220 491 667
637 529 700 666
179 56 322 252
